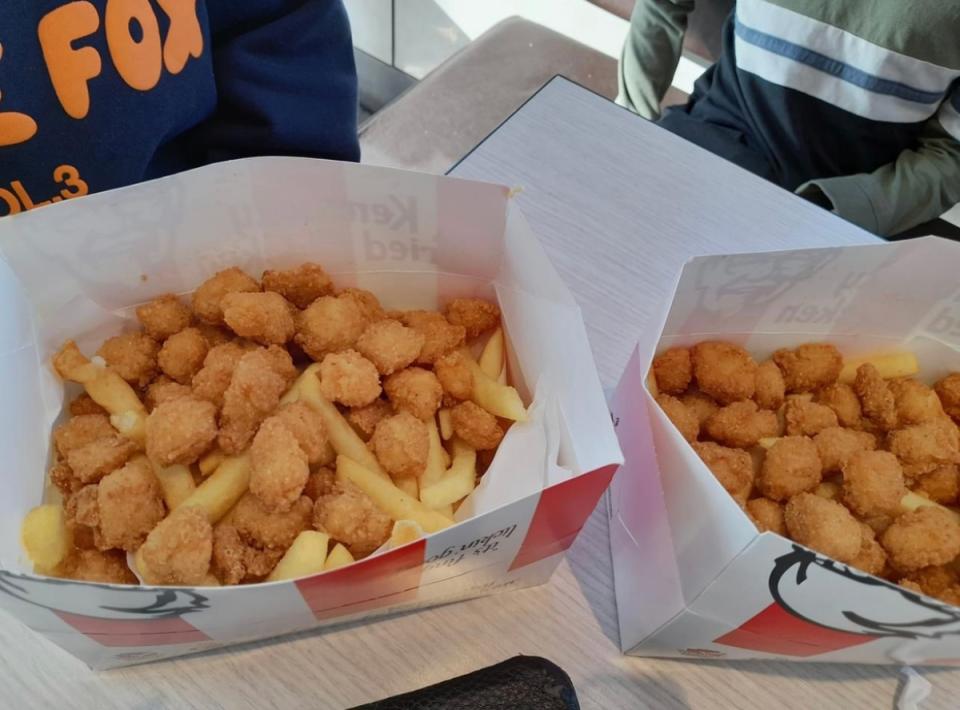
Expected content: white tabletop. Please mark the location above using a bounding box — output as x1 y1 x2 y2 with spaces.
1 77 955 710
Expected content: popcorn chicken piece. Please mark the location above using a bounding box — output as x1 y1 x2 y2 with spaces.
881 507 960 573
97 458 166 551
225 493 312 550
914 464 960 505
888 418 960 476
157 327 209 385
934 373 960 422
680 391 719 426
50 461 82 497
303 467 337 501
312 483 392 558
218 347 295 454
816 383 863 429
891 379 944 426
346 399 394 441
841 450 907 518
318 350 382 408
652 347 692 396
250 417 309 513
273 401 328 465
773 343 843 393
67 434 139 484
693 441 753 505
371 411 429 479
54 414 115 457
785 492 861 563
384 367 443 421
899 565 959 600
139 505 213 585
295 295 369 359
222 291 296 345
136 293 193 340
191 267 260 325
145 397 218 466
356 319 425 376
261 262 334 309
96 332 158 387
754 360 786 411
69 393 107 417
55 548 138 585
444 298 500 339
191 341 252 409
144 376 193 411
400 310 466 365
64 484 100 549
850 523 887 576
746 498 785 535
691 341 757 404
656 394 699 443
211 524 284 585
704 400 778 449
339 288 386 323
854 363 898 431
814 426 876 473
450 400 504 451
195 323 234 348
758 436 822 501
434 350 473 401
784 399 839 437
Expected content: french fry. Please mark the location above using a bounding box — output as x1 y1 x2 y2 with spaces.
420 439 477 510
388 520 424 548
815 480 841 501
479 327 504 379
467 357 527 422
151 460 197 509
298 372 389 479
267 531 330 582
419 419 447 488
21 504 71 573
839 351 919 384
901 490 960 523
397 477 419 498
758 437 779 449
177 454 251 523
198 449 226 477
279 363 322 405
324 543 354 570
497 365 507 385
336 455 453 533
438 408 453 441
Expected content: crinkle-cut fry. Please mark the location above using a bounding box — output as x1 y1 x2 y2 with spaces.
198 449 226 477
419 419 447 489
421 440 478 510
21 504 71 573
324 543 355 570
839 352 919 385
336 455 453 533
53 341 147 444
901 490 960 523
438 408 453 441
267 531 330 582
389 520 425 549
758 437 779 450
479 327 504 379
298 372 389 480
178 454 251 523
151 460 197 509
466 356 527 422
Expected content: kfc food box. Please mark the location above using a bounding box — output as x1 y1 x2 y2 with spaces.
0 157 621 669
610 237 960 665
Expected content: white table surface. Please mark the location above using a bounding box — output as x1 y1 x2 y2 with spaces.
1 76 956 709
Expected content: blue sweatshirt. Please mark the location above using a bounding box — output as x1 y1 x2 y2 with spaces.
0 0 359 216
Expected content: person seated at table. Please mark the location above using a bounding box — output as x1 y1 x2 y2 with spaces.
617 0 960 238
0 0 358 215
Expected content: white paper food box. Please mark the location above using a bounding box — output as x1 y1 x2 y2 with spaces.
0 157 622 669
609 238 960 666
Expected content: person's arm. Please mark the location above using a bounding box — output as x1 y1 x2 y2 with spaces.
617 0 695 120
189 0 359 163
797 89 960 237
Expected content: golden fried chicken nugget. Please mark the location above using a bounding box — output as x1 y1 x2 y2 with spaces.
64 484 100 549
139 505 213 585
444 298 500 339
136 294 193 341
221 291 296 345
54 414 115 457
313 483 392 558
400 310 466 365
841 450 907 518
67 435 139 484
746 498 785 535
145 397 218 466
69 393 107 417
191 266 260 325
679 391 719 426
814 426 876 473
754 360 786 411
850 523 887 576
225 493 312 550
55 549 138 584
384 367 443 421
371 411 429 479
97 458 166 551
914 464 960 505
434 350 473 401
218 347 293 454
784 492 861 563
451 400 505 451
211 524 284 585
274 401 328 464
899 565 959 599
303 467 337 501
934 373 960 422
854 363 898 431
784 399 839 437
816 383 863 429
261 262 334 309
346 399 394 441
693 441 753 505
773 343 843 393
295 295 369 359
652 347 692 396
50 461 82 497
691 341 757 404
356 319 425 376
96 332 158 387
758 436 822 501
881 507 960 572
704 400 778 449
891 379 944 426
195 323 234 348
888 418 960 476
250 417 309 513
157 327 209 385
339 288 386 323
191 341 251 409
656 394 699 443
318 349 382 408
144 376 193 411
